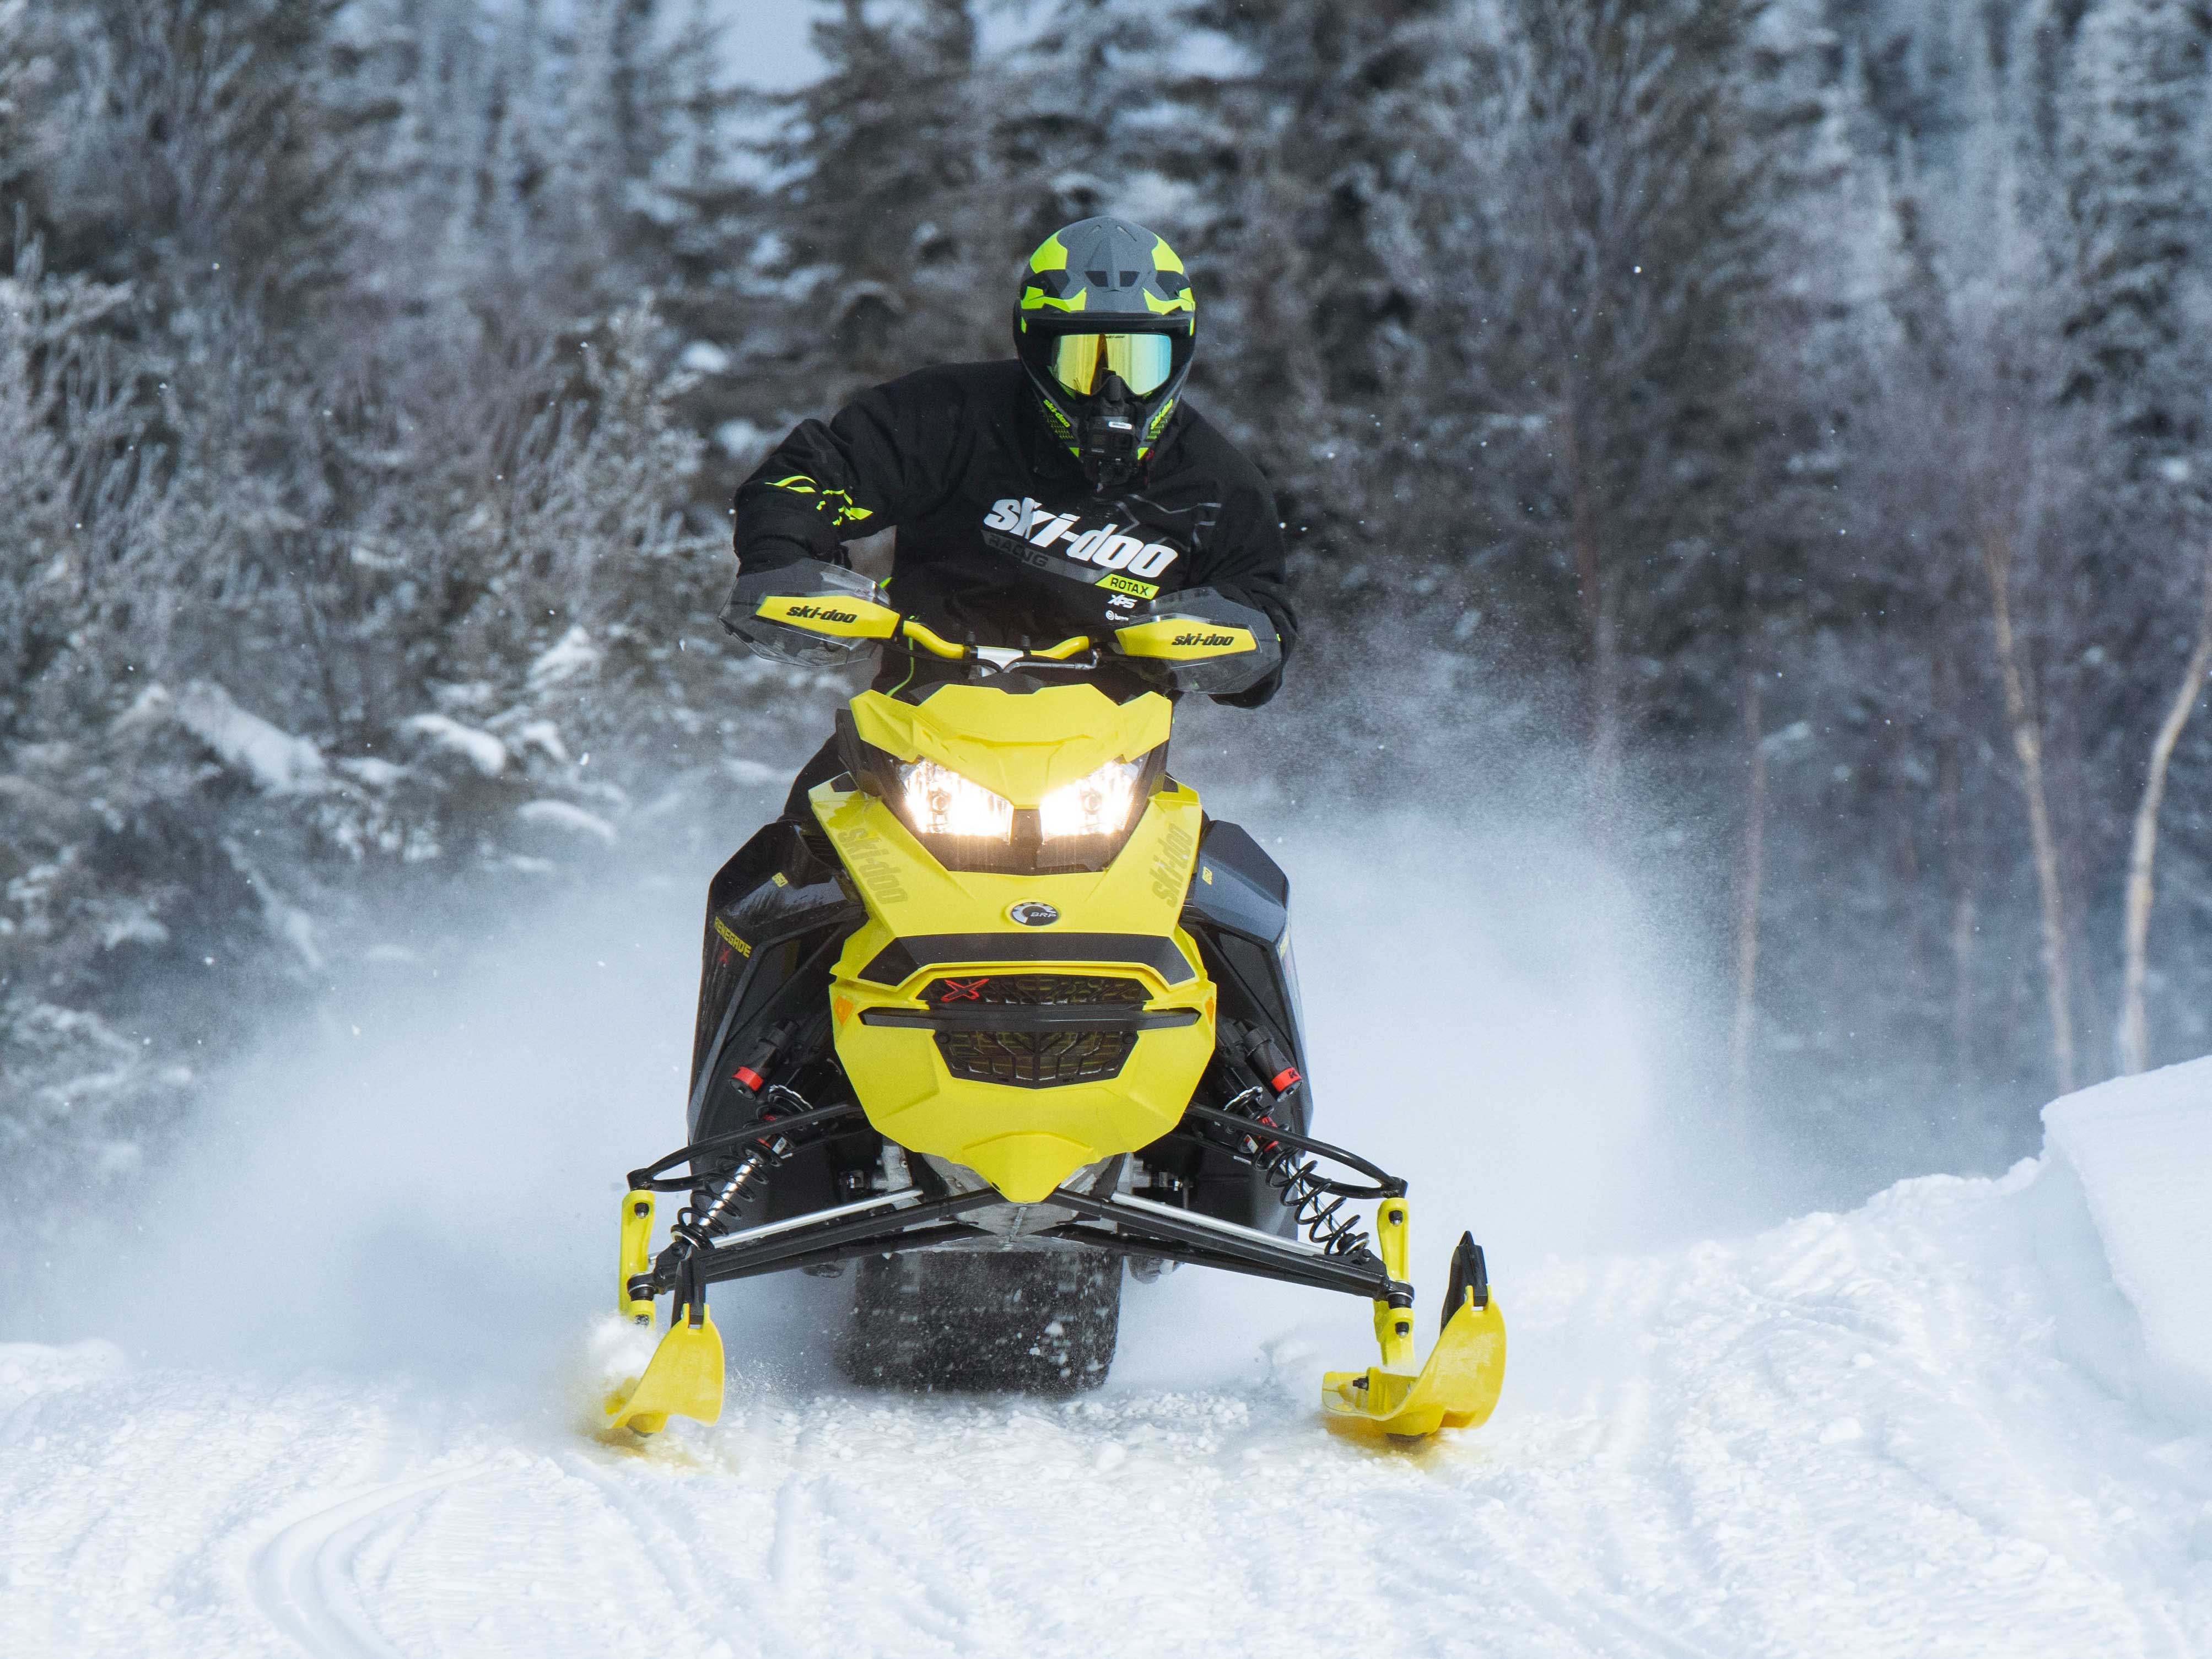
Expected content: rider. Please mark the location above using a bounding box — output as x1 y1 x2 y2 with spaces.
720 214 1297 815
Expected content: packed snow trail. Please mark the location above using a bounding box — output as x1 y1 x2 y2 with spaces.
7 1130 2212 1658
5 830 2211 1655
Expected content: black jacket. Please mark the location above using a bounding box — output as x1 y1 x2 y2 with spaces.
731 361 1294 706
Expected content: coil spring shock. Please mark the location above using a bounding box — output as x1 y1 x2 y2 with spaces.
671 1087 805 1250
1221 1085 1372 1258
675 1152 767 1246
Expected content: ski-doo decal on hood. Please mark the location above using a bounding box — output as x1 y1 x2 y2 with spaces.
981 496 1182 601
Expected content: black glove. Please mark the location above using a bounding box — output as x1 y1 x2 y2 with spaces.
1113 587 1283 696
718 559 890 668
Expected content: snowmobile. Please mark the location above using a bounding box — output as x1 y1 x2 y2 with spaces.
603 583 1506 1439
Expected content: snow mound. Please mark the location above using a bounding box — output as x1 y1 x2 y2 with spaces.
2041 1057 2212 1420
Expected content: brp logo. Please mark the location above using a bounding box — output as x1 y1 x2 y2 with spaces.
1007 901 1060 927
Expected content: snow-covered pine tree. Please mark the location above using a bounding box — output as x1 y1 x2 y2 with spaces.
741 0 1007 417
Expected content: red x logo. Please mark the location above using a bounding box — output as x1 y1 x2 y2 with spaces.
940 978 990 1002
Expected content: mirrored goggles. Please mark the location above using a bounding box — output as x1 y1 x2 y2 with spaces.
1046 332 1175 397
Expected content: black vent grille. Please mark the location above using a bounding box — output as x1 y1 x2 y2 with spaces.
938 1028 1137 1087
924 974 1146 1087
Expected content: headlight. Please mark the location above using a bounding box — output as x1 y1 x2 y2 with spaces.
1040 759 1143 840
897 759 1013 840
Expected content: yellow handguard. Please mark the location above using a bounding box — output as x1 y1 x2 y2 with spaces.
753 591 902 641
1321 1199 1508 1439
1112 615 1259 662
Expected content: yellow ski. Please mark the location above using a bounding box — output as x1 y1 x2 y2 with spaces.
1321 1295 1507 1438
605 1310 724 1436
1320 1203 1507 1439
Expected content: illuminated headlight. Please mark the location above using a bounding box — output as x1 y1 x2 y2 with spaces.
897 759 1013 840
1040 759 1143 840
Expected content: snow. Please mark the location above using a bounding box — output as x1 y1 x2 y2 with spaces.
399 714 510 776
336 756 408 789
511 719 571 764
5 840 2212 1657
7 1143 2210 1657
721 755 785 786
527 626 602 689
516 799 617 845
714 417 770 460
171 680 329 794
679 340 731 375
2043 1059 2212 1419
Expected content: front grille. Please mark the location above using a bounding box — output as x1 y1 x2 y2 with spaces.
937 1028 1138 1087
922 974 1146 1008
922 974 1145 1087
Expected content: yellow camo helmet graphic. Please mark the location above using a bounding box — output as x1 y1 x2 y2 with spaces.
1019 220 1195 322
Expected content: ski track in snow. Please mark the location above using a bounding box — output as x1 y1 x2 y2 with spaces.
6 1152 2212 1658
249 1467 482 1659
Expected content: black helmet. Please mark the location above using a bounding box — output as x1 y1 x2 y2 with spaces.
1013 216 1196 491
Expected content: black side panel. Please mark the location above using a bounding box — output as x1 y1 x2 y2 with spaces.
1179 817 1300 1066
1157 817 1312 1233
688 821 864 1143
1190 818 1289 907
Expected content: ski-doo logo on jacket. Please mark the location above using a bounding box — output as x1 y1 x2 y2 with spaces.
981 497 1182 599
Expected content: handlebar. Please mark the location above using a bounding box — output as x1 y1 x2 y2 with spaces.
744 585 1265 679
896 617 1094 667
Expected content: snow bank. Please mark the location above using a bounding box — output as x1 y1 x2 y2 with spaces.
2040 1057 2212 1421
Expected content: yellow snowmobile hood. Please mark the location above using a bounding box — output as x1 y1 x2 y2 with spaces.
849 683 1172 807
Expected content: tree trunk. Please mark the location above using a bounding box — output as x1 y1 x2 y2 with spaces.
1562 395 1618 828
1934 650 1977 1093
1979 520 2076 1095
2118 548 2212 1074
1729 601 1767 1132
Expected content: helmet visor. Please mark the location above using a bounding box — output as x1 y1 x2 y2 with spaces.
1047 332 1175 397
